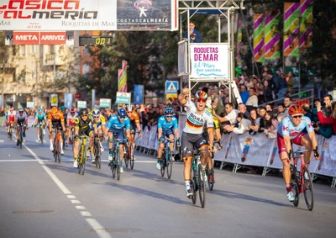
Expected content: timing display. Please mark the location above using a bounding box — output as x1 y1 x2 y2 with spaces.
79 36 113 46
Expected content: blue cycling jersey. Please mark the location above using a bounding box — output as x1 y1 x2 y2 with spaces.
157 115 178 132
277 115 314 139
106 114 131 131
35 112 45 121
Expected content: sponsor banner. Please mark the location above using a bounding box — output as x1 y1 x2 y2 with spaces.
190 43 229 79
253 14 264 63
133 84 144 104
64 93 73 109
13 31 66 45
118 60 127 92
0 0 117 31
116 92 131 105
50 94 58 107
99 98 111 108
117 0 178 31
26 101 34 108
5 31 74 45
283 2 300 57
77 100 87 109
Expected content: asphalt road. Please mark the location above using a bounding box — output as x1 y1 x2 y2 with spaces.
0 127 335 238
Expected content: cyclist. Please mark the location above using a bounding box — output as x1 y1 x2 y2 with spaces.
127 105 142 160
47 106 66 154
5 106 16 136
106 108 131 173
73 109 94 167
15 107 28 146
277 104 319 202
178 88 214 197
156 106 179 170
92 108 106 151
66 108 77 145
33 107 46 143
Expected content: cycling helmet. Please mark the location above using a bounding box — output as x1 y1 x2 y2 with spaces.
37 107 43 113
117 108 127 118
50 107 58 114
288 104 304 116
70 108 75 113
164 106 174 116
80 109 88 116
60 105 65 112
195 90 208 100
18 107 24 112
92 109 100 117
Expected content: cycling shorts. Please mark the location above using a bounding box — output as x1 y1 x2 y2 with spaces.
276 132 305 154
181 132 208 157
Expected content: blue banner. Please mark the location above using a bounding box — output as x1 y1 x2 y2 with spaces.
64 93 73 109
133 85 144 104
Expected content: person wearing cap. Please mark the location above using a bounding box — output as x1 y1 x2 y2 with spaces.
15 107 28 146
47 106 66 154
178 88 214 197
277 104 319 202
156 106 179 170
106 108 131 173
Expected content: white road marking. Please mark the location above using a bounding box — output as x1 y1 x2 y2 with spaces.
0 139 4 143
67 195 76 199
23 144 112 238
75 205 86 210
0 159 36 162
80 211 92 217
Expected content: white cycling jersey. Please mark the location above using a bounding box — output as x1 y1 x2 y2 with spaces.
183 100 213 135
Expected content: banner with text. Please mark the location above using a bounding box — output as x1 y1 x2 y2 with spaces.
190 43 229 80
0 0 116 30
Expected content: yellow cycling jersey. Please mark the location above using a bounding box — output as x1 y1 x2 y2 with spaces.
92 114 106 126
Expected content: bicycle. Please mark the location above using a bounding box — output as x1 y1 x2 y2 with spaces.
189 150 207 208
16 123 25 149
77 135 89 175
53 127 62 163
125 139 135 170
109 136 124 181
290 148 314 211
93 135 102 169
36 121 45 144
8 123 13 140
160 138 175 179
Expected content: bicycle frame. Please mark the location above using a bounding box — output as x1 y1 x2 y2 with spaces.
78 135 88 175
53 128 62 163
190 150 206 208
160 138 174 179
110 137 123 180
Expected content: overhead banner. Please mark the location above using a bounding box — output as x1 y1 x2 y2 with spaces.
116 92 131 104
0 0 177 31
300 0 313 50
117 0 178 31
0 0 116 31
12 32 66 45
263 10 281 62
190 43 229 80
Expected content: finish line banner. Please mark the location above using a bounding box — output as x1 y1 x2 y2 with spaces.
0 0 178 31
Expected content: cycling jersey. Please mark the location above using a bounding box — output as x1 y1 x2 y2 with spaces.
6 110 16 123
158 115 178 133
207 108 220 129
183 100 213 134
16 112 28 125
127 110 140 131
35 112 46 122
74 117 92 136
106 115 131 132
67 112 78 127
92 114 106 127
47 109 64 130
277 116 314 139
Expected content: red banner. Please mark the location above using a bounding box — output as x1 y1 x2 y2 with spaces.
13 32 66 45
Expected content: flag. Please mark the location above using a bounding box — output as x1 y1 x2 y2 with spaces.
283 2 300 57
253 14 265 63
118 60 128 92
300 0 313 50
263 10 281 61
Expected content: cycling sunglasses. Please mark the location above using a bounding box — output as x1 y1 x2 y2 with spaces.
292 115 302 119
197 99 206 103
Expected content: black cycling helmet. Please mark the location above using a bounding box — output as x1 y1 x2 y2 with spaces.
117 108 127 118
80 109 88 116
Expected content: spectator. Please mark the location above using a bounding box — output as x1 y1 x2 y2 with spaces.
214 102 238 133
238 103 250 119
263 112 278 139
248 108 260 135
263 79 274 102
272 70 288 99
315 95 334 138
246 87 258 109
224 112 251 135
239 84 249 104
183 21 202 43
276 103 286 122
283 96 292 115
316 101 336 134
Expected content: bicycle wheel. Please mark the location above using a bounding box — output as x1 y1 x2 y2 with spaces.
94 141 101 169
19 127 23 149
198 164 206 208
116 159 121 181
79 142 86 175
207 169 214 191
129 144 135 170
190 179 197 205
166 151 173 179
303 168 314 211
39 127 44 144
160 159 166 178
111 160 116 179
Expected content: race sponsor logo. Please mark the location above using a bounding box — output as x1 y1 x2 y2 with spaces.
13 31 66 44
